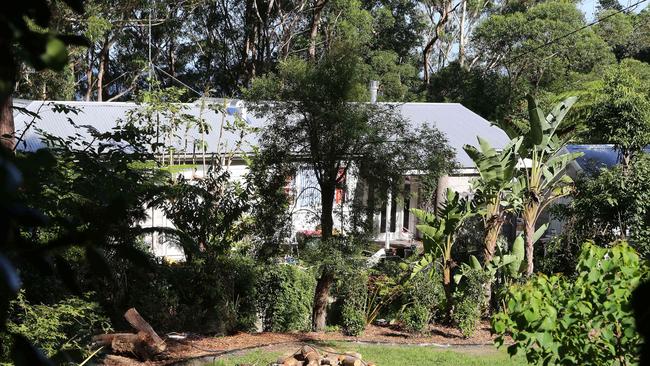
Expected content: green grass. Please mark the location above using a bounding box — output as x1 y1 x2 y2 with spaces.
206 342 528 366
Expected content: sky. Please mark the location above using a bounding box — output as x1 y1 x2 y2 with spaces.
580 0 648 20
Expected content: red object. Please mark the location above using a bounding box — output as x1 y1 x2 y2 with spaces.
335 168 346 204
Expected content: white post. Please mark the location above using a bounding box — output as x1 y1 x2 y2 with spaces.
385 193 391 250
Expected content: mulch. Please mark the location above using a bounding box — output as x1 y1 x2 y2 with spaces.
100 322 500 365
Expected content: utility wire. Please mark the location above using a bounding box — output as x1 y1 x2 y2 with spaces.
152 64 203 97
506 0 649 63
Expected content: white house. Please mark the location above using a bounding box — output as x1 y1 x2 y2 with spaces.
13 99 510 260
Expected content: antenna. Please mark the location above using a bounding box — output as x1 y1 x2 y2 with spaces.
148 0 153 91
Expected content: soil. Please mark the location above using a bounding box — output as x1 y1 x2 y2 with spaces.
100 322 501 365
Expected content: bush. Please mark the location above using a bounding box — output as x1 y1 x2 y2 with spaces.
402 269 445 322
1 291 111 362
341 306 366 336
493 242 647 365
257 264 316 332
401 304 431 334
114 254 259 335
452 268 487 338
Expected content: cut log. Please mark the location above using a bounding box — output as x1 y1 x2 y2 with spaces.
123 308 166 354
320 357 338 365
299 345 320 362
341 356 362 366
93 333 137 346
103 354 146 366
281 356 302 366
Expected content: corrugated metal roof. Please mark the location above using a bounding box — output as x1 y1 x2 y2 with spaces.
566 144 650 172
13 100 509 167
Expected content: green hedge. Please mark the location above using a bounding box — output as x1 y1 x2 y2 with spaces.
257 264 316 332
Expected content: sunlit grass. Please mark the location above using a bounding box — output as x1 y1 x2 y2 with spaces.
206 342 527 366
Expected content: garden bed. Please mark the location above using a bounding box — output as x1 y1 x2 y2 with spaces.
102 322 501 365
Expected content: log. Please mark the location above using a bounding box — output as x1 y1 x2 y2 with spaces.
281 356 302 366
123 308 166 354
299 345 320 362
321 357 339 365
103 354 146 366
341 356 362 366
93 333 136 346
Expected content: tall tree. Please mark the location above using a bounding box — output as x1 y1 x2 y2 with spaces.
246 45 454 330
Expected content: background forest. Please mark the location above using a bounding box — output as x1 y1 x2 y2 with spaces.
1 0 650 365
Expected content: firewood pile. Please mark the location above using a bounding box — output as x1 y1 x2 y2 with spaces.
93 308 166 365
271 345 375 366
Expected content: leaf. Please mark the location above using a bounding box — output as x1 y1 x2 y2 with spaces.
532 223 549 244
526 95 546 146
470 255 482 270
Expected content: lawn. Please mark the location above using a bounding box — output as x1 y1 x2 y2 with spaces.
206 342 528 366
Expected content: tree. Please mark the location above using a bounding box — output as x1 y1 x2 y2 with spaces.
471 1 613 119
246 47 454 330
586 64 650 168
463 137 521 264
0 2 86 151
503 95 581 275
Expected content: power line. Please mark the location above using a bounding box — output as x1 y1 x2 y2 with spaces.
507 0 649 63
152 64 203 97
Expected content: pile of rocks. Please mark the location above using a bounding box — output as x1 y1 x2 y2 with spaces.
272 345 375 366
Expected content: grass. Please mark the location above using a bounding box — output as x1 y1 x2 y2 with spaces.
206 342 528 366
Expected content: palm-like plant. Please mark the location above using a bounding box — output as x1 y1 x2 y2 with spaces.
463 136 522 264
412 188 474 304
507 95 583 275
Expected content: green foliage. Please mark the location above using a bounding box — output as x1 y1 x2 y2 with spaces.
2 292 111 362
341 306 366 336
493 242 647 365
257 264 316 332
401 269 445 322
560 154 650 258
400 304 431 334
452 268 487 338
585 63 650 165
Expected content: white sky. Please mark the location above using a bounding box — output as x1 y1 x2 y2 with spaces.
580 0 648 20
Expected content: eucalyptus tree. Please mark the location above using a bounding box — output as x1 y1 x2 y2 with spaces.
505 95 582 275
585 64 650 169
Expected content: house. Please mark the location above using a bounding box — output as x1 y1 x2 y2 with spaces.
13 99 510 260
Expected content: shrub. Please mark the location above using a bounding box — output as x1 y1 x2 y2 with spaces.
257 264 316 332
452 268 487 338
1 291 111 362
401 304 431 334
493 242 647 365
402 269 445 322
341 306 366 336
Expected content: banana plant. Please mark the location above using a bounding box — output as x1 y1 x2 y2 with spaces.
463 136 522 265
504 95 583 275
454 235 526 285
412 188 475 305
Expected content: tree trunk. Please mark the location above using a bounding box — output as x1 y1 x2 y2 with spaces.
308 0 328 60
0 95 14 152
483 217 503 313
0 30 15 153
524 219 535 275
459 0 467 68
442 259 452 307
320 183 335 240
312 270 334 331
97 38 110 102
311 179 336 331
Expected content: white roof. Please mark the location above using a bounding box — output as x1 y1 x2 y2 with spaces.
13 100 509 167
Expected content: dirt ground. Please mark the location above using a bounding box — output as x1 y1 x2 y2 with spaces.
101 322 499 365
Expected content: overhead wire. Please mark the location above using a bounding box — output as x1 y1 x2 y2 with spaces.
505 0 649 63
